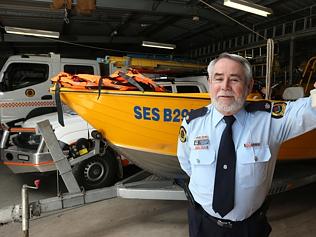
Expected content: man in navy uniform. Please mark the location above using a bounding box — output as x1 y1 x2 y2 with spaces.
177 52 316 237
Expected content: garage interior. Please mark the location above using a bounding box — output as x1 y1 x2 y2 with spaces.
0 1 316 237
1 0 316 86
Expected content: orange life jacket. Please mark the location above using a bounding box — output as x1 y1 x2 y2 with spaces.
51 69 166 92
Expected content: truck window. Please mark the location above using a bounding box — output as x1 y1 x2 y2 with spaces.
176 85 201 93
163 86 172 92
2 63 48 92
63 65 94 74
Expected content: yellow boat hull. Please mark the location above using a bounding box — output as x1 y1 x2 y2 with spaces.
58 88 316 178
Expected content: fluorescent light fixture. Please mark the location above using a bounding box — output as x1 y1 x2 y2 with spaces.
224 0 273 17
142 41 176 50
5 26 60 38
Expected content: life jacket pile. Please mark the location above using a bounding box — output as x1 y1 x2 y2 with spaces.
51 68 166 92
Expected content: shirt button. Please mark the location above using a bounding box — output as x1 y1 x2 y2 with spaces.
196 159 200 163
254 156 258 161
223 165 227 169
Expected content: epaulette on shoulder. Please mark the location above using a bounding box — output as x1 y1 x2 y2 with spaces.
185 107 208 124
245 101 272 113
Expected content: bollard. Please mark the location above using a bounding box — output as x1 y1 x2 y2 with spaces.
21 180 40 237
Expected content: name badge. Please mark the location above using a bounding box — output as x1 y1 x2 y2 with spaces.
194 135 209 150
244 142 261 148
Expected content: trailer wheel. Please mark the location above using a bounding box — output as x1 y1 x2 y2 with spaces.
73 149 118 190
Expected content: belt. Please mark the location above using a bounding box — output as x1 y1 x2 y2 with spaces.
194 202 265 229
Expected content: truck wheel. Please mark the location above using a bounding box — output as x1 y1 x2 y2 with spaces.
73 150 118 190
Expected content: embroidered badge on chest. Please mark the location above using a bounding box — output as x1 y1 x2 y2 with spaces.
272 102 286 119
193 135 209 150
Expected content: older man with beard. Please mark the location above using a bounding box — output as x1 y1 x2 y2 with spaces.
177 52 316 237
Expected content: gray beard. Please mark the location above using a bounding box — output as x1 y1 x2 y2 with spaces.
212 96 245 114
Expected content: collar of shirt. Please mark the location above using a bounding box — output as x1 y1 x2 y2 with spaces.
210 104 247 129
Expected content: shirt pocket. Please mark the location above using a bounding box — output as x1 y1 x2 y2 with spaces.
189 149 216 194
190 149 216 165
237 146 271 188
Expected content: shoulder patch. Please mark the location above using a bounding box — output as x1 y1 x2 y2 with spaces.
245 101 271 113
185 107 208 124
272 102 287 119
179 126 187 143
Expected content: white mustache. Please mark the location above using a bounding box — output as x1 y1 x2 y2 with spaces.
217 92 235 97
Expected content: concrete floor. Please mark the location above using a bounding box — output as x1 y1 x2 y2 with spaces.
0 182 315 237
0 165 60 209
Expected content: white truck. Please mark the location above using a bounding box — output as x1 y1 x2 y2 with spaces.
0 52 110 189
1 76 209 190
0 53 101 127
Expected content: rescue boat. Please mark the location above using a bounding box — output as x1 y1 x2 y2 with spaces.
51 71 316 179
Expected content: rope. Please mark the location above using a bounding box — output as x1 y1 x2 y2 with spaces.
265 39 274 99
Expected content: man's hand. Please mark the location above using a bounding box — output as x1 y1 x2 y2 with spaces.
314 82 316 88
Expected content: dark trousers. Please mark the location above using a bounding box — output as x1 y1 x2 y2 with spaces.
188 204 272 237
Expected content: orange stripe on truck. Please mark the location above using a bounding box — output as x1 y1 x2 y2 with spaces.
9 127 36 133
3 161 54 167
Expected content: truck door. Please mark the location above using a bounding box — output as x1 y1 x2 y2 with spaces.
0 62 54 125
